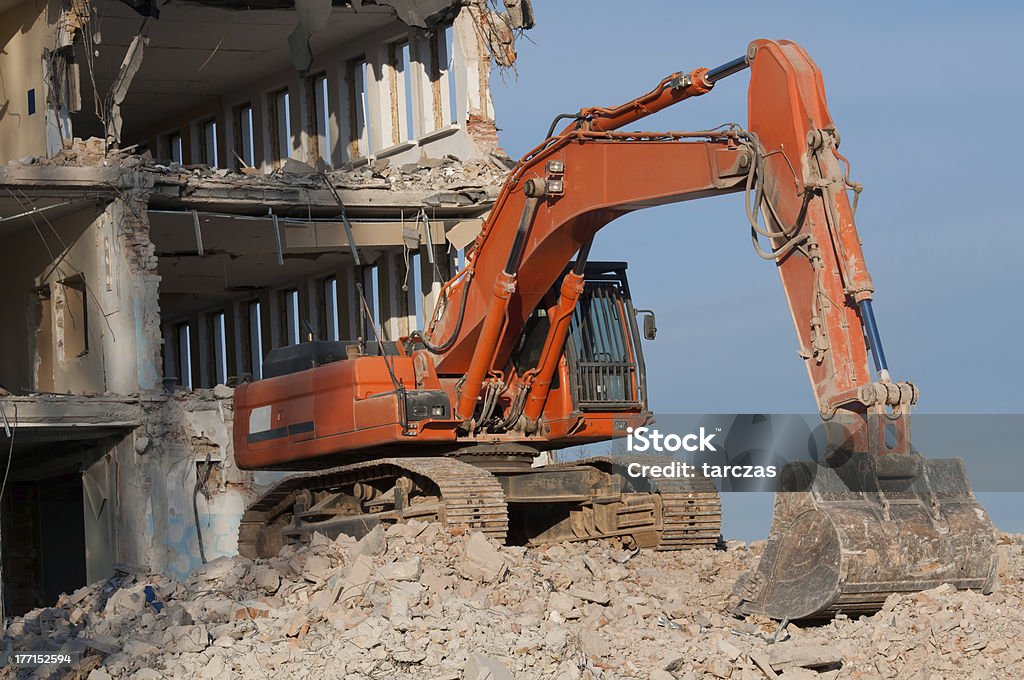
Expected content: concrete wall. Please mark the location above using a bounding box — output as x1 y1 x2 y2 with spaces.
0 391 284 588
144 391 286 579
0 0 53 163
0 198 161 394
102 432 158 573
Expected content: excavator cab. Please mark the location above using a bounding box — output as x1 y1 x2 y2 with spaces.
512 261 651 418
564 262 648 412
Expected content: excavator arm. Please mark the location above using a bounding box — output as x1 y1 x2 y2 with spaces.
422 39 914 439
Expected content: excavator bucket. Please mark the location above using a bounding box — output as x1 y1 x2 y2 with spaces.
733 451 998 621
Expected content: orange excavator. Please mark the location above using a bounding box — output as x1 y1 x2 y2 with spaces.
232 39 997 620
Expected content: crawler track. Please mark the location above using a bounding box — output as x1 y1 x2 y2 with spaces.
238 454 721 558
652 476 723 549
548 455 722 549
238 457 508 558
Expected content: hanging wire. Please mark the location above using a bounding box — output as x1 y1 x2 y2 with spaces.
400 209 411 292
420 209 446 287
0 402 17 627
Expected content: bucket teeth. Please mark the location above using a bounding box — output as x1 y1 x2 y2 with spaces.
733 453 998 621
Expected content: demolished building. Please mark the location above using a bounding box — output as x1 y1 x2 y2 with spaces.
0 0 534 616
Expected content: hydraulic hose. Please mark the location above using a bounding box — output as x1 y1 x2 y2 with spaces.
546 113 582 139
411 270 474 354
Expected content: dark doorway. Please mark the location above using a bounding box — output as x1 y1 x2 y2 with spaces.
2 472 87 616
37 473 88 605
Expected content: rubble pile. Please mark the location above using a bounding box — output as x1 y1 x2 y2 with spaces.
5 136 516 197
2 528 1021 680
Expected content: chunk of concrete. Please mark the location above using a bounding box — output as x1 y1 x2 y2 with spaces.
459 532 508 583
303 555 332 581
190 555 235 582
104 586 147 616
379 557 422 582
351 525 386 559
251 564 280 592
212 384 233 399
162 624 208 653
463 652 514 680
336 555 375 607
566 586 610 605
768 642 843 671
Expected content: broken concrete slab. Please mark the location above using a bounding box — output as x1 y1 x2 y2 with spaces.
378 557 421 582
302 554 333 581
249 564 280 592
459 532 508 583
566 586 610 606
350 524 386 559
336 555 375 606
104 585 148 616
768 642 843 671
463 652 515 680
188 555 235 582
160 624 208 653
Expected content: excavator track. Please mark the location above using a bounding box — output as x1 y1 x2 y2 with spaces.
238 453 722 557
653 477 723 550
238 457 508 558
545 455 722 550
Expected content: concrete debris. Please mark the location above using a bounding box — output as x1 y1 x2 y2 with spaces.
464 652 516 680
249 564 280 593
105 35 149 146
2 531 1021 679
211 384 233 399
351 524 386 558
378 557 422 582
459 531 509 583
376 0 458 29
5 136 514 203
767 643 842 671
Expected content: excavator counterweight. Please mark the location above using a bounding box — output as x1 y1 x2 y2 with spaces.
231 38 997 622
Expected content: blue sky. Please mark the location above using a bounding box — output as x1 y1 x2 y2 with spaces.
489 1 1024 540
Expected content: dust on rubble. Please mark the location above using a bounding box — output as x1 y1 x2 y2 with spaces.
2 527 1021 680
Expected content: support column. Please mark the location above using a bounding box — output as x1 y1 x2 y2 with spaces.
453 6 499 153
378 252 414 342
420 244 450 328
360 265 378 343
337 265 359 341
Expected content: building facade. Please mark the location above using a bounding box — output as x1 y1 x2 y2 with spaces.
0 0 534 615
